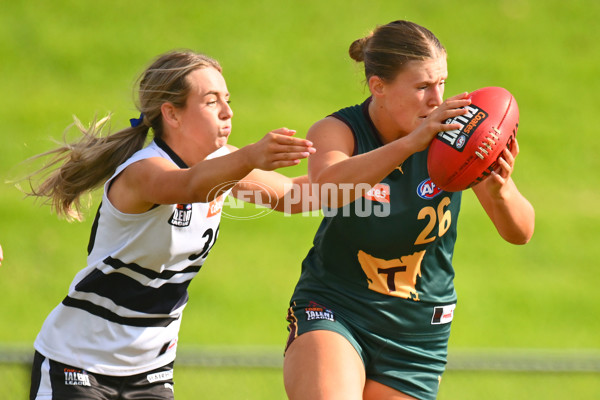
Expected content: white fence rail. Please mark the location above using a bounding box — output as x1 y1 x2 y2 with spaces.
2 345 599 373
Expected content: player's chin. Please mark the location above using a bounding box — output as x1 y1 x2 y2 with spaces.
399 118 422 132
216 136 229 147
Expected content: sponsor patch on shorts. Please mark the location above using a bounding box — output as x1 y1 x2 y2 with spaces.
147 370 174 383
431 304 455 325
305 301 335 322
64 368 91 386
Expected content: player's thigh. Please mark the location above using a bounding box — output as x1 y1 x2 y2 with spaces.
363 379 419 400
283 330 365 400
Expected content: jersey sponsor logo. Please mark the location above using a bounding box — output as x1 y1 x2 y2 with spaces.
64 368 91 386
417 178 444 200
305 301 335 321
147 369 174 383
207 194 225 218
158 338 178 356
436 105 488 151
169 203 192 227
431 304 456 325
364 183 390 203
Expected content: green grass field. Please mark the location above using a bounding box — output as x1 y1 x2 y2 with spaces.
1 0 599 398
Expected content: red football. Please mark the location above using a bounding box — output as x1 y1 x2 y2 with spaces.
427 86 519 192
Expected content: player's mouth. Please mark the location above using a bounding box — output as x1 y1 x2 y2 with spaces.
220 126 232 136
418 109 436 119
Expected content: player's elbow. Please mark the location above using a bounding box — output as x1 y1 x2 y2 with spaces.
501 221 535 245
506 233 533 245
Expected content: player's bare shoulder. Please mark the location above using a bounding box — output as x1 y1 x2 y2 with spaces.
307 116 355 155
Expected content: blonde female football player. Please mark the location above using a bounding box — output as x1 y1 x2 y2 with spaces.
27 50 315 400
283 20 535 400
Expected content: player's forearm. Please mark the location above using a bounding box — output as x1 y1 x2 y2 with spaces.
186 149 255 201
477 179 535 244
311 138 416 207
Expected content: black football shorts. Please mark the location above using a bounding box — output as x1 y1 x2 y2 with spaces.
30 351 175 400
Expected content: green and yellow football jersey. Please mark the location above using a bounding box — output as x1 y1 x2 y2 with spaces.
291 98 462 332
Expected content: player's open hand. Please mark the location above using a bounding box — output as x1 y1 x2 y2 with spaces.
247 128 316 171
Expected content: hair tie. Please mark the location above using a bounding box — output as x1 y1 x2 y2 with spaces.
129 113 145 128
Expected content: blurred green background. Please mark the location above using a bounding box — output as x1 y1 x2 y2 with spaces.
1 0 599 399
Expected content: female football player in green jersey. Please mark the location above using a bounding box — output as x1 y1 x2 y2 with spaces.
283 20 535 400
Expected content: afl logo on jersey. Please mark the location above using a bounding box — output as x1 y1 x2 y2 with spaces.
417 178 443 200
169 203 192 227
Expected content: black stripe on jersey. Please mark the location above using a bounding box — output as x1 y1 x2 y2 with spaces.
74 267 193 314
154 138 188 168
103 256 202 280
87 203 102 255
62 296 178 327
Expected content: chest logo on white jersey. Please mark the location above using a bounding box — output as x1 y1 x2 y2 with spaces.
169 204 192 227
207 194 225 218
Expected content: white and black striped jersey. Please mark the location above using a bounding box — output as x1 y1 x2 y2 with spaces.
34 139 230 376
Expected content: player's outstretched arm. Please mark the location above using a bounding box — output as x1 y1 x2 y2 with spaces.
108 128 315 214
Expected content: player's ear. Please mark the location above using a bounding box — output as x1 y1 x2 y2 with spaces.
368 75 386 97
161 102 180 128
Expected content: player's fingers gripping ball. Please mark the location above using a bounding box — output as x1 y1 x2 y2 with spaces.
427 86 519 192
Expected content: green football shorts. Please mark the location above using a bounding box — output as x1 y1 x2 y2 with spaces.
285 298 454 400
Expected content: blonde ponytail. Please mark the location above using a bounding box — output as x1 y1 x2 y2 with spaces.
25 115 149 221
